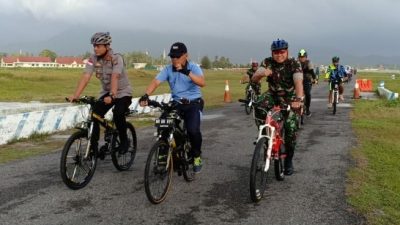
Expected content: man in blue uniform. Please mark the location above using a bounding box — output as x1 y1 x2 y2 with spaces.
139 42 205 173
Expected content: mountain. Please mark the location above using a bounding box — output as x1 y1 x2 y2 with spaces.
1 26 399 67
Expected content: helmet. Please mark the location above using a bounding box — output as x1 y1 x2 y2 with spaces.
90 32 112 45
332 56 340 62
298 49 307 57
251 62 258 67
271 39 288 51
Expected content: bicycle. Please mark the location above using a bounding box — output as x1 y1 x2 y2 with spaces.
331 80 340 115
144 100 196 204
250 103 290 202
239 82 259 115
60 96 137 190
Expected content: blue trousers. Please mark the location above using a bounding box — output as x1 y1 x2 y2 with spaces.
176 99 204 158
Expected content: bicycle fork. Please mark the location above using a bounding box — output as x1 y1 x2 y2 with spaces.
257 124 275 172
84 122 94 159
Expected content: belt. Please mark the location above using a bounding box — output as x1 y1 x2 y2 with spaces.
176 98 202 104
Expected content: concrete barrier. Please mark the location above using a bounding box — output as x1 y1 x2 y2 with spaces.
377 81 398 100
0 94 171 145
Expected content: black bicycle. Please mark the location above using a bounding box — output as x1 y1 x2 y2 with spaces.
240 83 259 115
60 96 137 190
144 100 195 204
331 80 340 115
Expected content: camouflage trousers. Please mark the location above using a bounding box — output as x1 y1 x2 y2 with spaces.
254 91 298 152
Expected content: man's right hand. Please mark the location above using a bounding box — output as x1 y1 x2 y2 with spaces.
139 94 149 106
67 95 78 103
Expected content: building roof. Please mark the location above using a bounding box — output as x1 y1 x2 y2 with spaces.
1 56 52 63
55 57 84 64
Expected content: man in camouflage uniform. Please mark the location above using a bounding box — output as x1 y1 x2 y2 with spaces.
246 61 261 95
252 39 304 175
69 32 133 156
298 49 316 116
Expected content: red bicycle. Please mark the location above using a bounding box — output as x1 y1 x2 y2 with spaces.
249 103 290 202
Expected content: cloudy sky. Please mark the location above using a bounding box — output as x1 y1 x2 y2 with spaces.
1 0 400 63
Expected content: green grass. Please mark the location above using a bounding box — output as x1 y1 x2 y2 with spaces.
0 67 254 108
348 72 400 225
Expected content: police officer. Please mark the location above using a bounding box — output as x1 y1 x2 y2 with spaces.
298 49 316 117
139 42 205 173
252 39 304 175
68 32 133 156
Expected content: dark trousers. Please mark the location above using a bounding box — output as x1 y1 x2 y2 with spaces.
91 95 132 148
303 83 312 111
176 99 204 158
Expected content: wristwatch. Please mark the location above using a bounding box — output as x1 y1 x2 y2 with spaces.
295 96 304 102
109 92 116 100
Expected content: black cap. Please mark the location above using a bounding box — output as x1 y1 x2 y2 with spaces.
168 42 187 57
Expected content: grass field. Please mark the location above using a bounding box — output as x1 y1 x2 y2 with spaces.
0 67 252 108
348 72 400 225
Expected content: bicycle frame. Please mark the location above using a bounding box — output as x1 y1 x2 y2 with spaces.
255 105 289 172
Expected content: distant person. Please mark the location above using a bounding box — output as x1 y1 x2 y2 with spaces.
68 32 133 156
139 42 205 173
297 49 316 117
324 56 347 108
245 61 261 95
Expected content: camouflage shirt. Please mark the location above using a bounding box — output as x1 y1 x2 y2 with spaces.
260 57 303 94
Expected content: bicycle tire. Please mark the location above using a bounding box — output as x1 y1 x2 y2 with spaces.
182 140 195 182
249 137 269 203
245 89 252 115
333 91 337 115
274 158 285 181
111 122 137 171
144 140 173 204
60 130 97 190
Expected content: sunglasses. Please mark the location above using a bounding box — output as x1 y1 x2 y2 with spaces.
272 49 287 55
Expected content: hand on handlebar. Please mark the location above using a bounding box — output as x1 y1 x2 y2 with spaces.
66 96 78 103
139 94 149 106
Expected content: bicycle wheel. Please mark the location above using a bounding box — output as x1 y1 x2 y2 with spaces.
333 91 337 115
245 90 252 115
111 123 137 171
182 140 195 182
60 130 97 190
274 158 285 181
249 137 269 203
144 140 173 204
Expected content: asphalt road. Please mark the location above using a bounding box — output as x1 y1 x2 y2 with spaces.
0 79 364 225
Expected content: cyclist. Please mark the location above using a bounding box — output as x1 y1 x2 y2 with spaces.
246 62 261 95
297 49 316 117
139 42 205 173
68 32 133 156
252 39 304 175
324 56 347 108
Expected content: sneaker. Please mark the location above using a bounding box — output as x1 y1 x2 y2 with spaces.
339 95 344 101
327 103 332 109
305 110 312 117
193 157 203 173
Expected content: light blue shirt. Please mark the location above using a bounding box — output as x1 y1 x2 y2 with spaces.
156 61 203 101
